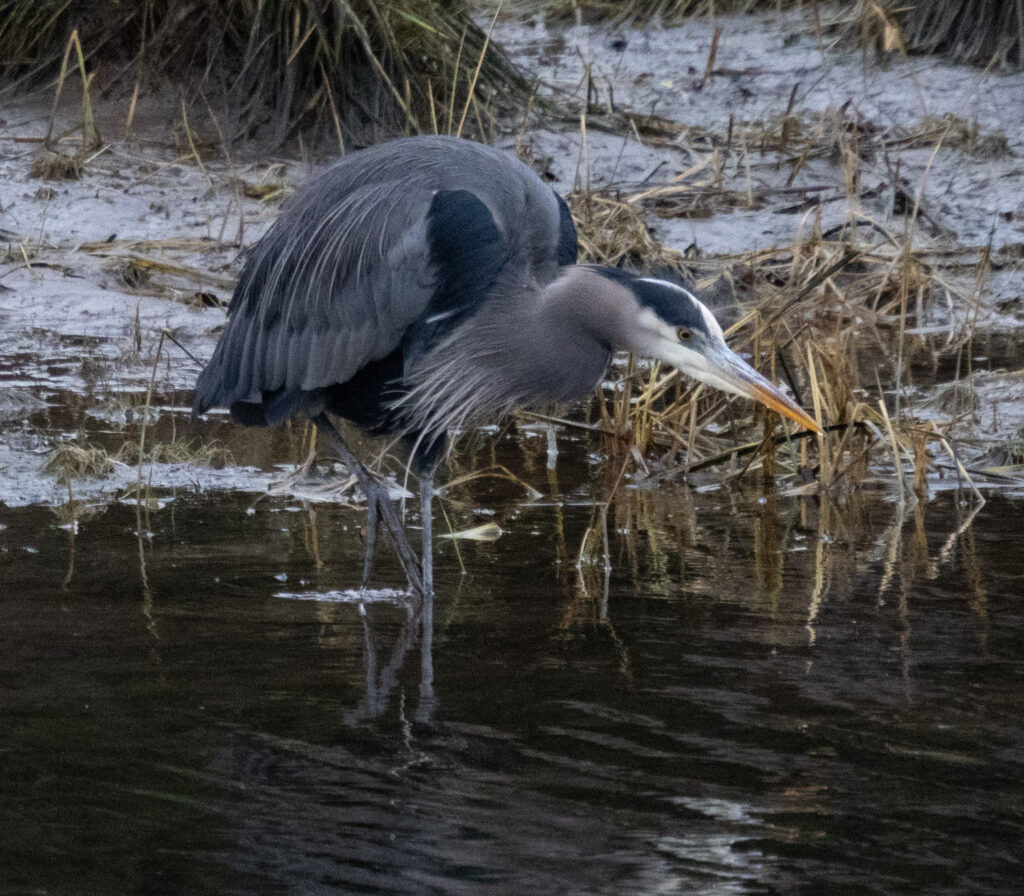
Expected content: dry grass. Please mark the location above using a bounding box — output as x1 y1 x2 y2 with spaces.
42 434 232 483
43 442 116 483
116 437 232 467
842 0 1023 70
30 150 83 180
0 0 530 147
568 189 670 270
524 0 797 24
564 101 992 495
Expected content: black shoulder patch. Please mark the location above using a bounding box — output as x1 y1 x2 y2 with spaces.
425 189 504 317
406 190 507 365
555 192 578 266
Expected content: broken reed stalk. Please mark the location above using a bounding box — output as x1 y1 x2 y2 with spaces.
878 396 909 495
701 25 722 86
43 29 101 155
455 0 503 139
805 344 828 483
179 98 211 184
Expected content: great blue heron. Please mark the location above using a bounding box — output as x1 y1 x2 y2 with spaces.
194 135 820 595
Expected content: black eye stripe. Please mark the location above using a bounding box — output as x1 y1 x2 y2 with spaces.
631 278 707 332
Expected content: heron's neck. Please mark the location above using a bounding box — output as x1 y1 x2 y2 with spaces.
529 265 636 400
538 265 638 348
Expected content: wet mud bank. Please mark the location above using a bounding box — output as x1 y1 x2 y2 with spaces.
1 5 1022 510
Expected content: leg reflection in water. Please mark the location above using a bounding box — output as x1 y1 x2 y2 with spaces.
344 590 435 724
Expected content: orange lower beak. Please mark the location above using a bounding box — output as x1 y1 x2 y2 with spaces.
705 344 823 435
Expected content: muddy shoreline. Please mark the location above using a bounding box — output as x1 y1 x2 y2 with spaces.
2 4 1023 509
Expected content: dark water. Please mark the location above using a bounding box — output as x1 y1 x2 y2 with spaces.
2 432 1024 896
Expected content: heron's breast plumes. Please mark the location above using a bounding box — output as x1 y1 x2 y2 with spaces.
394 320 536 444
393 299 611 445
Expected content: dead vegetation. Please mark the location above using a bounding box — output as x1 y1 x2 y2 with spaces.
87 245 237 303
845 0 1024 70
43 442 115 483
0 0 530 148
523 0 797 25
29 150 83 180
43 434 233 483
562 97 1008 495
116 437 232 467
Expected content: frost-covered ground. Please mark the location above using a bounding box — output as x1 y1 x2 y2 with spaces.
1 3 1023 509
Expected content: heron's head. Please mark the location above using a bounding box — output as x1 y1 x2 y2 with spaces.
587 267 822 433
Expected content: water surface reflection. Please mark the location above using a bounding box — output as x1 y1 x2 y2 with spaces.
2 454 1023 895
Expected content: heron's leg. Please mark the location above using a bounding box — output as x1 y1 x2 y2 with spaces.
313 414 424 594
361 490 379 587
419 468 434 597
412 438 443 598
416 465 436 722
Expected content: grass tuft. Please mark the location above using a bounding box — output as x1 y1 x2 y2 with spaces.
0 0 531 147
44 442 115 483
531 0 797 25
842 0 1024 70
30 150 83 180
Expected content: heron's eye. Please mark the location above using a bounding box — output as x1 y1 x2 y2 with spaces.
677 328 693 342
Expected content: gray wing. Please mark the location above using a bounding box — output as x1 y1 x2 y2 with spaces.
193 136 573 422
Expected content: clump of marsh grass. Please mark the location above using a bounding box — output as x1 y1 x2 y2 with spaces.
569 189 674 270
568 152 976 493
30 150 83 180
42 433 232 481
44 442 115 483
0 0 530 147
842 0 1023 70
116 437 232 467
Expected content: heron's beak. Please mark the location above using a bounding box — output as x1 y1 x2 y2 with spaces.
697 342 823 435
